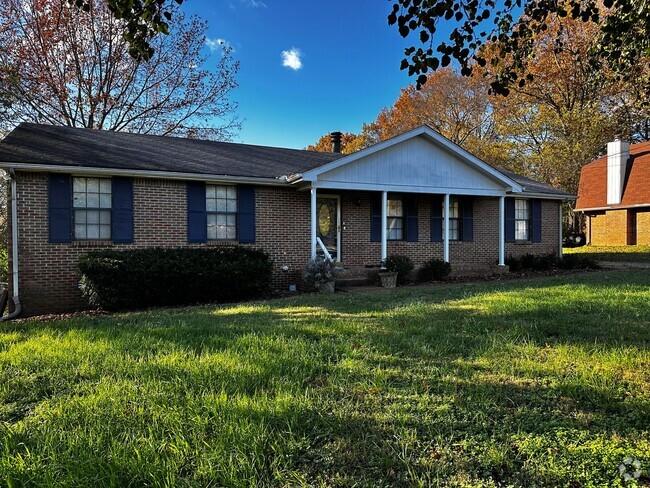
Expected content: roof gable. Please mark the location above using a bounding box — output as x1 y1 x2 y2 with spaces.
301 126 522 194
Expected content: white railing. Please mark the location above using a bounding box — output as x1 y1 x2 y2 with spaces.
316 237 333 261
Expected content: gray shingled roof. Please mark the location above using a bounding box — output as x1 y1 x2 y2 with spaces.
499 169 574 197
0 123 341 178
0 123 572 196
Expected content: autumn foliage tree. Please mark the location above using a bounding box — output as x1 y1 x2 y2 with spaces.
0 0 239 140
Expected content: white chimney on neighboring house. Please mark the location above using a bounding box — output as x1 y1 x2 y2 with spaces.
606 137 630 205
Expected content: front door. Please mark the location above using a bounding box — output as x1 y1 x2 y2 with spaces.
316 195 340 261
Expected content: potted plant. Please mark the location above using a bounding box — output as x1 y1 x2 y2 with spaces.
378 267 398 288
379 254 414 288
303 257 338 293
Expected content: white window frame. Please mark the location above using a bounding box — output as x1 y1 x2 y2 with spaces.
387 196 404 241
206 184 238 241
72 177 112 240
515 199 530 241
442 197 461 241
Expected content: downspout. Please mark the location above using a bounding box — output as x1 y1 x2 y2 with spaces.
2 169 21 321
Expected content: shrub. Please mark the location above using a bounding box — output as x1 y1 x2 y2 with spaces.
302 257 338 291
0 247 7 285
557 254 600 270
418 258 451 282
78 247 273 311
382 254 414 285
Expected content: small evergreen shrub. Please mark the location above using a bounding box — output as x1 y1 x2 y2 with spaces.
557 254 600 270
506 252 600 272
418 258 451 282
382 254 414 285
78 247 273 311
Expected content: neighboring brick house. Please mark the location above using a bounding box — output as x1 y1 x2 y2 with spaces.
0 123 572 316
575 139 650 246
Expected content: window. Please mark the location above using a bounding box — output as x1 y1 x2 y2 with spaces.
442 197 460 240
73 177 111 240
207 185 237 240
515 199 530 241
387 197 404 240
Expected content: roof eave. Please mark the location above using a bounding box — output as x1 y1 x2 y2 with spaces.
0 162 288 186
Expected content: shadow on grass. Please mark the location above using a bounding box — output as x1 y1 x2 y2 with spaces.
1 269 649 485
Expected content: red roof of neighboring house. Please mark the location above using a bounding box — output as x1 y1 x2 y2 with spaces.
575 140 650 211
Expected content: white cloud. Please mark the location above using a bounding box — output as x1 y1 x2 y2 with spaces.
205 37 230 53
281 48 302 70
242 0 266 7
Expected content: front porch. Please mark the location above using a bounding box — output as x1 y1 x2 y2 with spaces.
308 188 508 270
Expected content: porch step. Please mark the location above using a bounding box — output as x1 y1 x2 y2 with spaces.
334 265 376 288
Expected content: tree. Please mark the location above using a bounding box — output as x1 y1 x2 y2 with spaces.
338 68 513 168
0 0 239 140
73 0 186 60
388 0 650 95
306 132 359 154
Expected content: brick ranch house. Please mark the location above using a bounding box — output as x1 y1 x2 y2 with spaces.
0 123 573 316
575 139 650 246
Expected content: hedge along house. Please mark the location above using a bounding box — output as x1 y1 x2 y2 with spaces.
575 138 650 246
0 123 573 316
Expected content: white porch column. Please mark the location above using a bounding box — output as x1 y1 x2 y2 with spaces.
381 191 388 261
498 195 505 266
310 187 317 259
559 202 563 257
443 193 450 263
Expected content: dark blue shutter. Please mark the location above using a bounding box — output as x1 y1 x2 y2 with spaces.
187 181 207 243
505 197 515 243
461 197 473 242
238 185 256 243
405 195 419 242
112 177 134 243
430 195 443 242
532 199 542 243
370 193 382 242
49 174 72 243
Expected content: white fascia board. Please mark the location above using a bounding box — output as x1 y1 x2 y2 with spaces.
576 203 650 212
509 192 577 201
300 126 523 192
0 162 287 187
310 180 506 197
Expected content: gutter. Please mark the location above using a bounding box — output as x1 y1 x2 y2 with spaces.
0 162 289 187
1 169 21 321
512 192 577 201
576 203 650 212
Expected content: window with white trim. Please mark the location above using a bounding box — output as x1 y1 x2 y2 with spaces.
442 197 460 240
73 177 111 240
387 197 404 240
206 184 237 240
515 199 530 241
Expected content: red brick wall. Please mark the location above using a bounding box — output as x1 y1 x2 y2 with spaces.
8 172 561 315
8 172 311 315
586 210 628 246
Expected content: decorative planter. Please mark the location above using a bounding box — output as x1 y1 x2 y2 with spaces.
378 271 398 288
319 280 336 294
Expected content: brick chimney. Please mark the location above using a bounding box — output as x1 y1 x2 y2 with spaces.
330 131 342 153
606 137 630 205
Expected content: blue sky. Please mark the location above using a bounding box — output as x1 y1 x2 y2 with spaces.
182 0 418 149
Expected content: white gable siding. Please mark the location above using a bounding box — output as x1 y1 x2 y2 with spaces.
315 136 505 194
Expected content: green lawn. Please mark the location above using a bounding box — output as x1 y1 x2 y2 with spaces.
1 271 649 487
564 245 650 263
